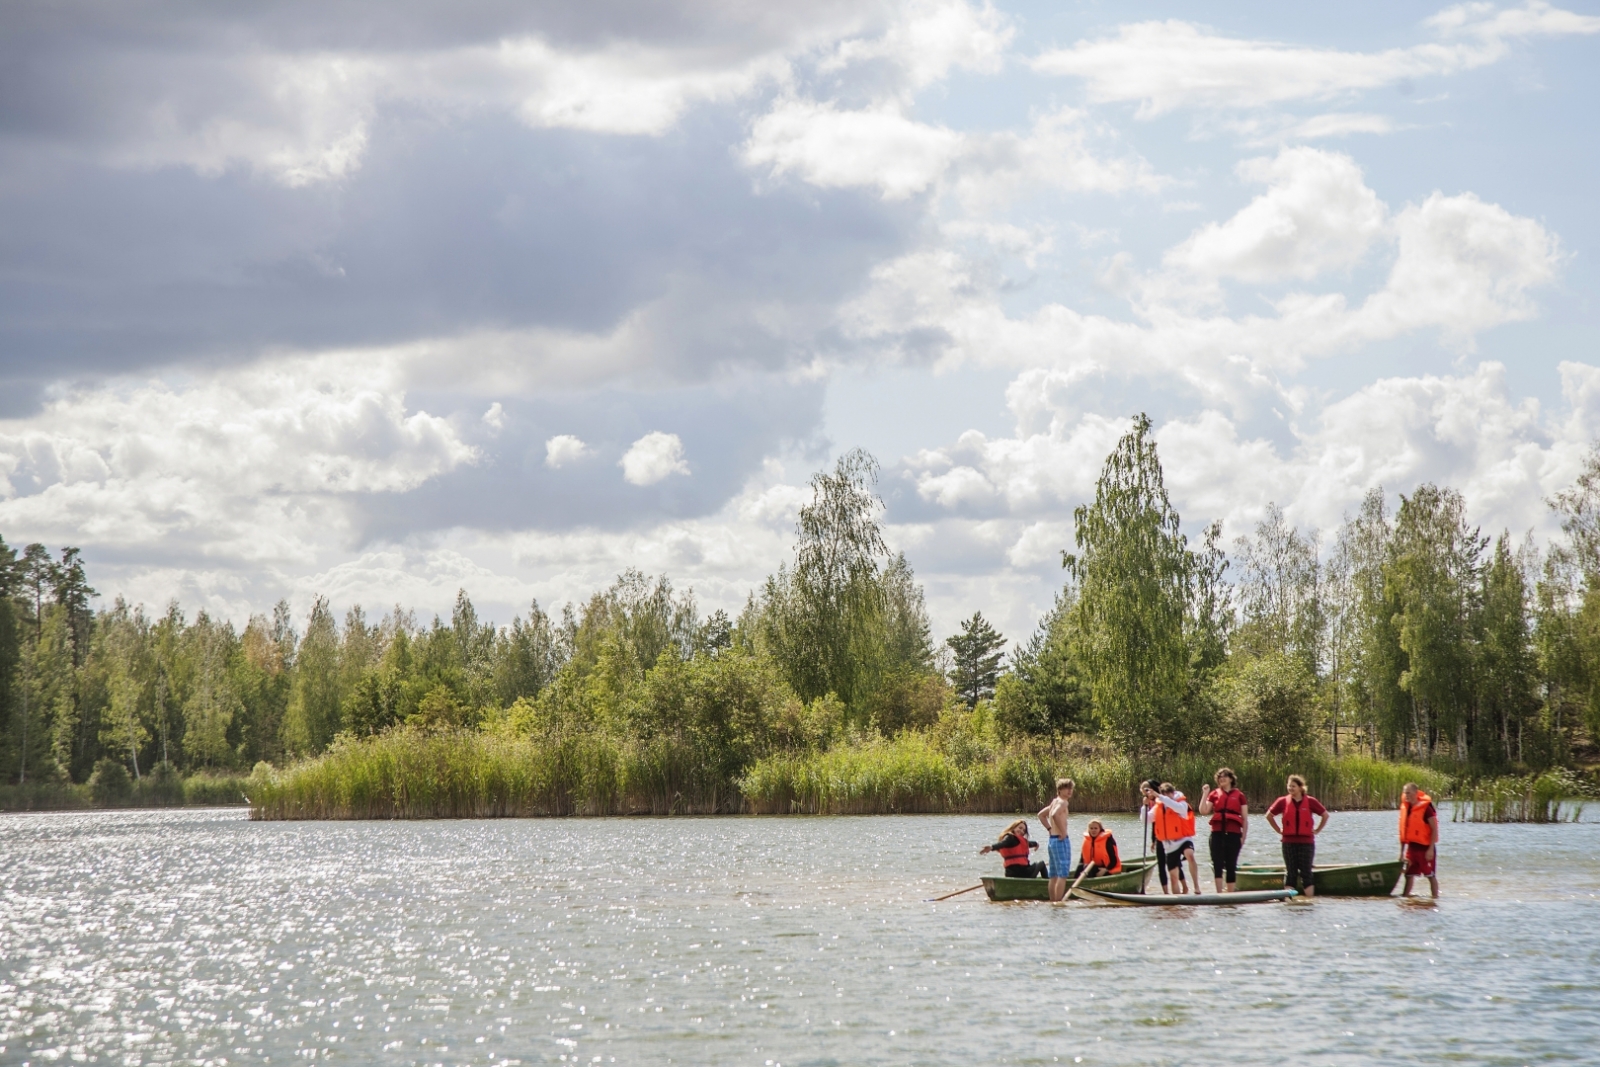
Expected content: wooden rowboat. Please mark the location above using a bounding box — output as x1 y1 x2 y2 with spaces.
1075 887 1297 906
983 858 1153 901
1232 860 1402 897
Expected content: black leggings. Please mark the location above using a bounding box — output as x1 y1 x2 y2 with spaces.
1005 862 1048 879
1153 840 1168 885
1209 831 1243 882
1282 842 1315 891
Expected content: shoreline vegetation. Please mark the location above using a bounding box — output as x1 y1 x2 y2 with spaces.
246 728 1446 820
7 420 1600 821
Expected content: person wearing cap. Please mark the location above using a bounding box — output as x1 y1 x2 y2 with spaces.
979 819 1047 878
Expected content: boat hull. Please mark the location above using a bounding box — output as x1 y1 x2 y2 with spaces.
983 859 1153 901
1076 887 1297 906
1232 860 1402 897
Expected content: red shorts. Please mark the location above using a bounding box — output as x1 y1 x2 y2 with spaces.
1404 843 1436 877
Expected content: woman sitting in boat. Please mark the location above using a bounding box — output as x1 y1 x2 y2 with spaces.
1074 820 1122 877
980 820 1047 878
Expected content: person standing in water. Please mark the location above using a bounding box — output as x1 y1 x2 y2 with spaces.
1198 767 1249 893
1399 782 1441 898
1038 778 1075 902
1144 781 1200 895
1265 774 1329 897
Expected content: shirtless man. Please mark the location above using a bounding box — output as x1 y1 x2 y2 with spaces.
1038 778 1075 902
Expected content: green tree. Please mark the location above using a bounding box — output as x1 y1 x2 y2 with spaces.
1064 414 1192 753
993 586 1092 737
1477 532 1540 768
946 612 1005 708
283 597 342 755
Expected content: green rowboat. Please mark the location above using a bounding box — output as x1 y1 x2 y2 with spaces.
1232 860 1402 897
983 858 1153 901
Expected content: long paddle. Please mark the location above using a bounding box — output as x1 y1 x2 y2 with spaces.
1063 859 1098 902
927 883 984 902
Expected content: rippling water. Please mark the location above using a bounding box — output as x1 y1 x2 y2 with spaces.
3 807 1598 1066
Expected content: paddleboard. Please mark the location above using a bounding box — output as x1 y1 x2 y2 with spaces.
1072 887 1297 906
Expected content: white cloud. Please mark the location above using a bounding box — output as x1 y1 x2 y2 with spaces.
743 100 964 200
1031 2 1600 117
827 0 1013 91
0 355 476 562
842 165 1561 393
544 434 592 468
1163 147 1388 286
619 431 691 485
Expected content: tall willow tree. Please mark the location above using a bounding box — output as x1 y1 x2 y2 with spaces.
1064 414 1192 753
748 449 935 725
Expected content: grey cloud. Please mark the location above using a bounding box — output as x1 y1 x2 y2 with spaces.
0 109 918 394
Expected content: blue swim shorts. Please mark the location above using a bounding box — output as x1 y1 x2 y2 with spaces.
1047 835 1073 879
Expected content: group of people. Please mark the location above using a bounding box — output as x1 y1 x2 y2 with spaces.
979 769 1442 899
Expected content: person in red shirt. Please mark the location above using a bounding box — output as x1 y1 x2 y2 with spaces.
1399 782 1441 898
1265 774 1329 897
1198 767 1249 892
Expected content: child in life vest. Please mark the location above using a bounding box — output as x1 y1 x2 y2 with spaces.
980 819 1047 878
1074 820 1122 877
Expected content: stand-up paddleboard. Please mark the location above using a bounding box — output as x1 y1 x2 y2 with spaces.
1072 887 1297 906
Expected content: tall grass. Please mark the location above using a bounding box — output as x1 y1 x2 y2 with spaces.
0 772 252 812
739 742 1447 815
1451 770 1588 823
247 729 742 820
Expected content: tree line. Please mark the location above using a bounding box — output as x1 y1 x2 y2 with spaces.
3 421 1598 790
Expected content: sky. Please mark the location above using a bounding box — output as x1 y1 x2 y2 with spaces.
1 0 1598 647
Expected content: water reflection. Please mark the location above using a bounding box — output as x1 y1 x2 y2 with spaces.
1 808 1597 1065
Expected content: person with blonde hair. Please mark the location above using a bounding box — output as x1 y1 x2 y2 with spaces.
979 819 1046 878
1074 819 1122 878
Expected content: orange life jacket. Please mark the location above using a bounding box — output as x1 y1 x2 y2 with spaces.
1080 831 1122 873
1153 793 1196 842
996 832 1032 867
1209 788 1247 834
1399 792 1435 846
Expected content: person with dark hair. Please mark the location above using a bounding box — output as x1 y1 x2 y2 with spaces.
1198 767 1249 893
1266 774 1329 897
979 819 1046 878
1144 780 1199 895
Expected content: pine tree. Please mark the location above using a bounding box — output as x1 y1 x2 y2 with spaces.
945 612 1005 708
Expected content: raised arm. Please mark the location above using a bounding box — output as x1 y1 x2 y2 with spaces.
1197 786 1215 817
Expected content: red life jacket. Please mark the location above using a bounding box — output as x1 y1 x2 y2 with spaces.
1080 831 1122 873
1399 793 1435 846
1277 795 1318 838
1153 794 1196 842
996 833 1032 866
1209 788 1247 833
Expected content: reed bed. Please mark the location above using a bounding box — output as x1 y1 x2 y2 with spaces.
0 771 252 812
249 725 1450 819
1451 770 1588 823
739 743 1447 815
247 729 744 819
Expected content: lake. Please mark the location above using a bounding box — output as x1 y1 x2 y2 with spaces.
2 807 1598 1065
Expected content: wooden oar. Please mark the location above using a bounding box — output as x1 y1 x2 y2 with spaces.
1063 861 1098 902
927 883 984 902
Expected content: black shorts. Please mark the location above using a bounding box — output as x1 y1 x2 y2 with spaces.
1282 842 1315 891
1209 831 1243 881
1005 862 1048 879
1162 840 1194 869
